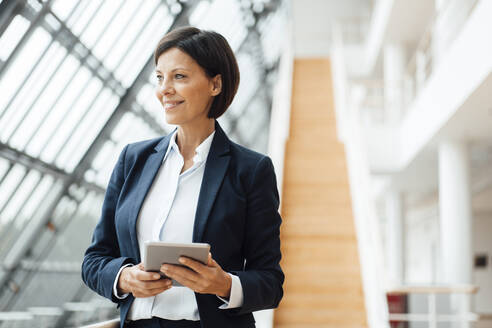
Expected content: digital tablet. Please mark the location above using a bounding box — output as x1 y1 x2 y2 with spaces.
143 241 210 286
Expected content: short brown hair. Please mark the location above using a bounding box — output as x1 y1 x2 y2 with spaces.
154 26 240 119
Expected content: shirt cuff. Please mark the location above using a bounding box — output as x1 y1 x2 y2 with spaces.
217 273 244 309
113 263 133 299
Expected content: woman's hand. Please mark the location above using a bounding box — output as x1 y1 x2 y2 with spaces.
160 253 232 298
117 263 172 298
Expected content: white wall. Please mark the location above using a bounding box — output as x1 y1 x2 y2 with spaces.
405 201 440 284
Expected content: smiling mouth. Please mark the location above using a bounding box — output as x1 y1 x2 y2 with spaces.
163 101 184 110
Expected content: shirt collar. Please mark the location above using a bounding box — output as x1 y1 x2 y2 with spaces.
163 129 216 164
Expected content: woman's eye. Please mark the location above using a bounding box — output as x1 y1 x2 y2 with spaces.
175 73 185 79
156 75 163 81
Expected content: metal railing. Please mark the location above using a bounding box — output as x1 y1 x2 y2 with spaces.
386 284 479 328
80 318 119 328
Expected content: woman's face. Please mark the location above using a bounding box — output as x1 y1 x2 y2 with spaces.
155 47 221 126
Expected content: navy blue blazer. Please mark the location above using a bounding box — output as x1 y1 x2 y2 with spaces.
81 122 284 328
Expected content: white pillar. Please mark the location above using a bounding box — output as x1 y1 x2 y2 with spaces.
439 141 472 284
383 44 406 123
438 140 473 327
385 190 404 286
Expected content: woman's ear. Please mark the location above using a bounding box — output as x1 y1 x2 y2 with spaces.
211 74 222 96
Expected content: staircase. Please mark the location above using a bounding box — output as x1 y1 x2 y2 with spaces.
274 58 367 328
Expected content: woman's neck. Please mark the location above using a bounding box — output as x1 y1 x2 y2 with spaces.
176 119 215 160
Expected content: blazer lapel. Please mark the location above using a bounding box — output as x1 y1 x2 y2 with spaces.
129 131 175 261
193 122 231 243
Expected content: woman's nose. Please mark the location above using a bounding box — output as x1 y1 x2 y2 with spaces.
158 80 174 96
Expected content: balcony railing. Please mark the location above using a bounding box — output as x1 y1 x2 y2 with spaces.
403 0 479 109
386 284 479 328
338 0 480 128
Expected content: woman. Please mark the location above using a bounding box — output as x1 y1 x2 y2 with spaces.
81 26 284 328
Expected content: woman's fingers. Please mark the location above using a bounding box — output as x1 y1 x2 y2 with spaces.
133 284 172 298
178 257 208 275
170 273 198 289
158 254 230 296
131 278 172 297
130 275 171 289
138 278 171 288
161 264 199 282
124 263 174 297
133 269 161 281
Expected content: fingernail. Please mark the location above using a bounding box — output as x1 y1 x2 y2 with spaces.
178 257 185 263
153 274 160 279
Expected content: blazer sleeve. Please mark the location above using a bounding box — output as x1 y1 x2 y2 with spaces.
81 144 136 303
229 156 284 314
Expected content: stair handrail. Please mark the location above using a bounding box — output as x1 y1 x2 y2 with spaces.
331 22 390 328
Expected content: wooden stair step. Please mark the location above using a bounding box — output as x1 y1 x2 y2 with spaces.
274 58 366 327
275 308 366 325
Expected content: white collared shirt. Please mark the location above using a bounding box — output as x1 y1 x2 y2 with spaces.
113 129 243 321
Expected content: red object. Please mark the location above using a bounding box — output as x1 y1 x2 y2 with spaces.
387 294 408 328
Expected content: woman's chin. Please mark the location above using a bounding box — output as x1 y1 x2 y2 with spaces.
164 112 182 125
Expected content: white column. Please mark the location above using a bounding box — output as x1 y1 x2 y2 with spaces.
438 140 473 327
439 141 472 283
385 190 404 286
383 44 406 123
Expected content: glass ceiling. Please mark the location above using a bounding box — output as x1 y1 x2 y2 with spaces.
0 0 287 327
